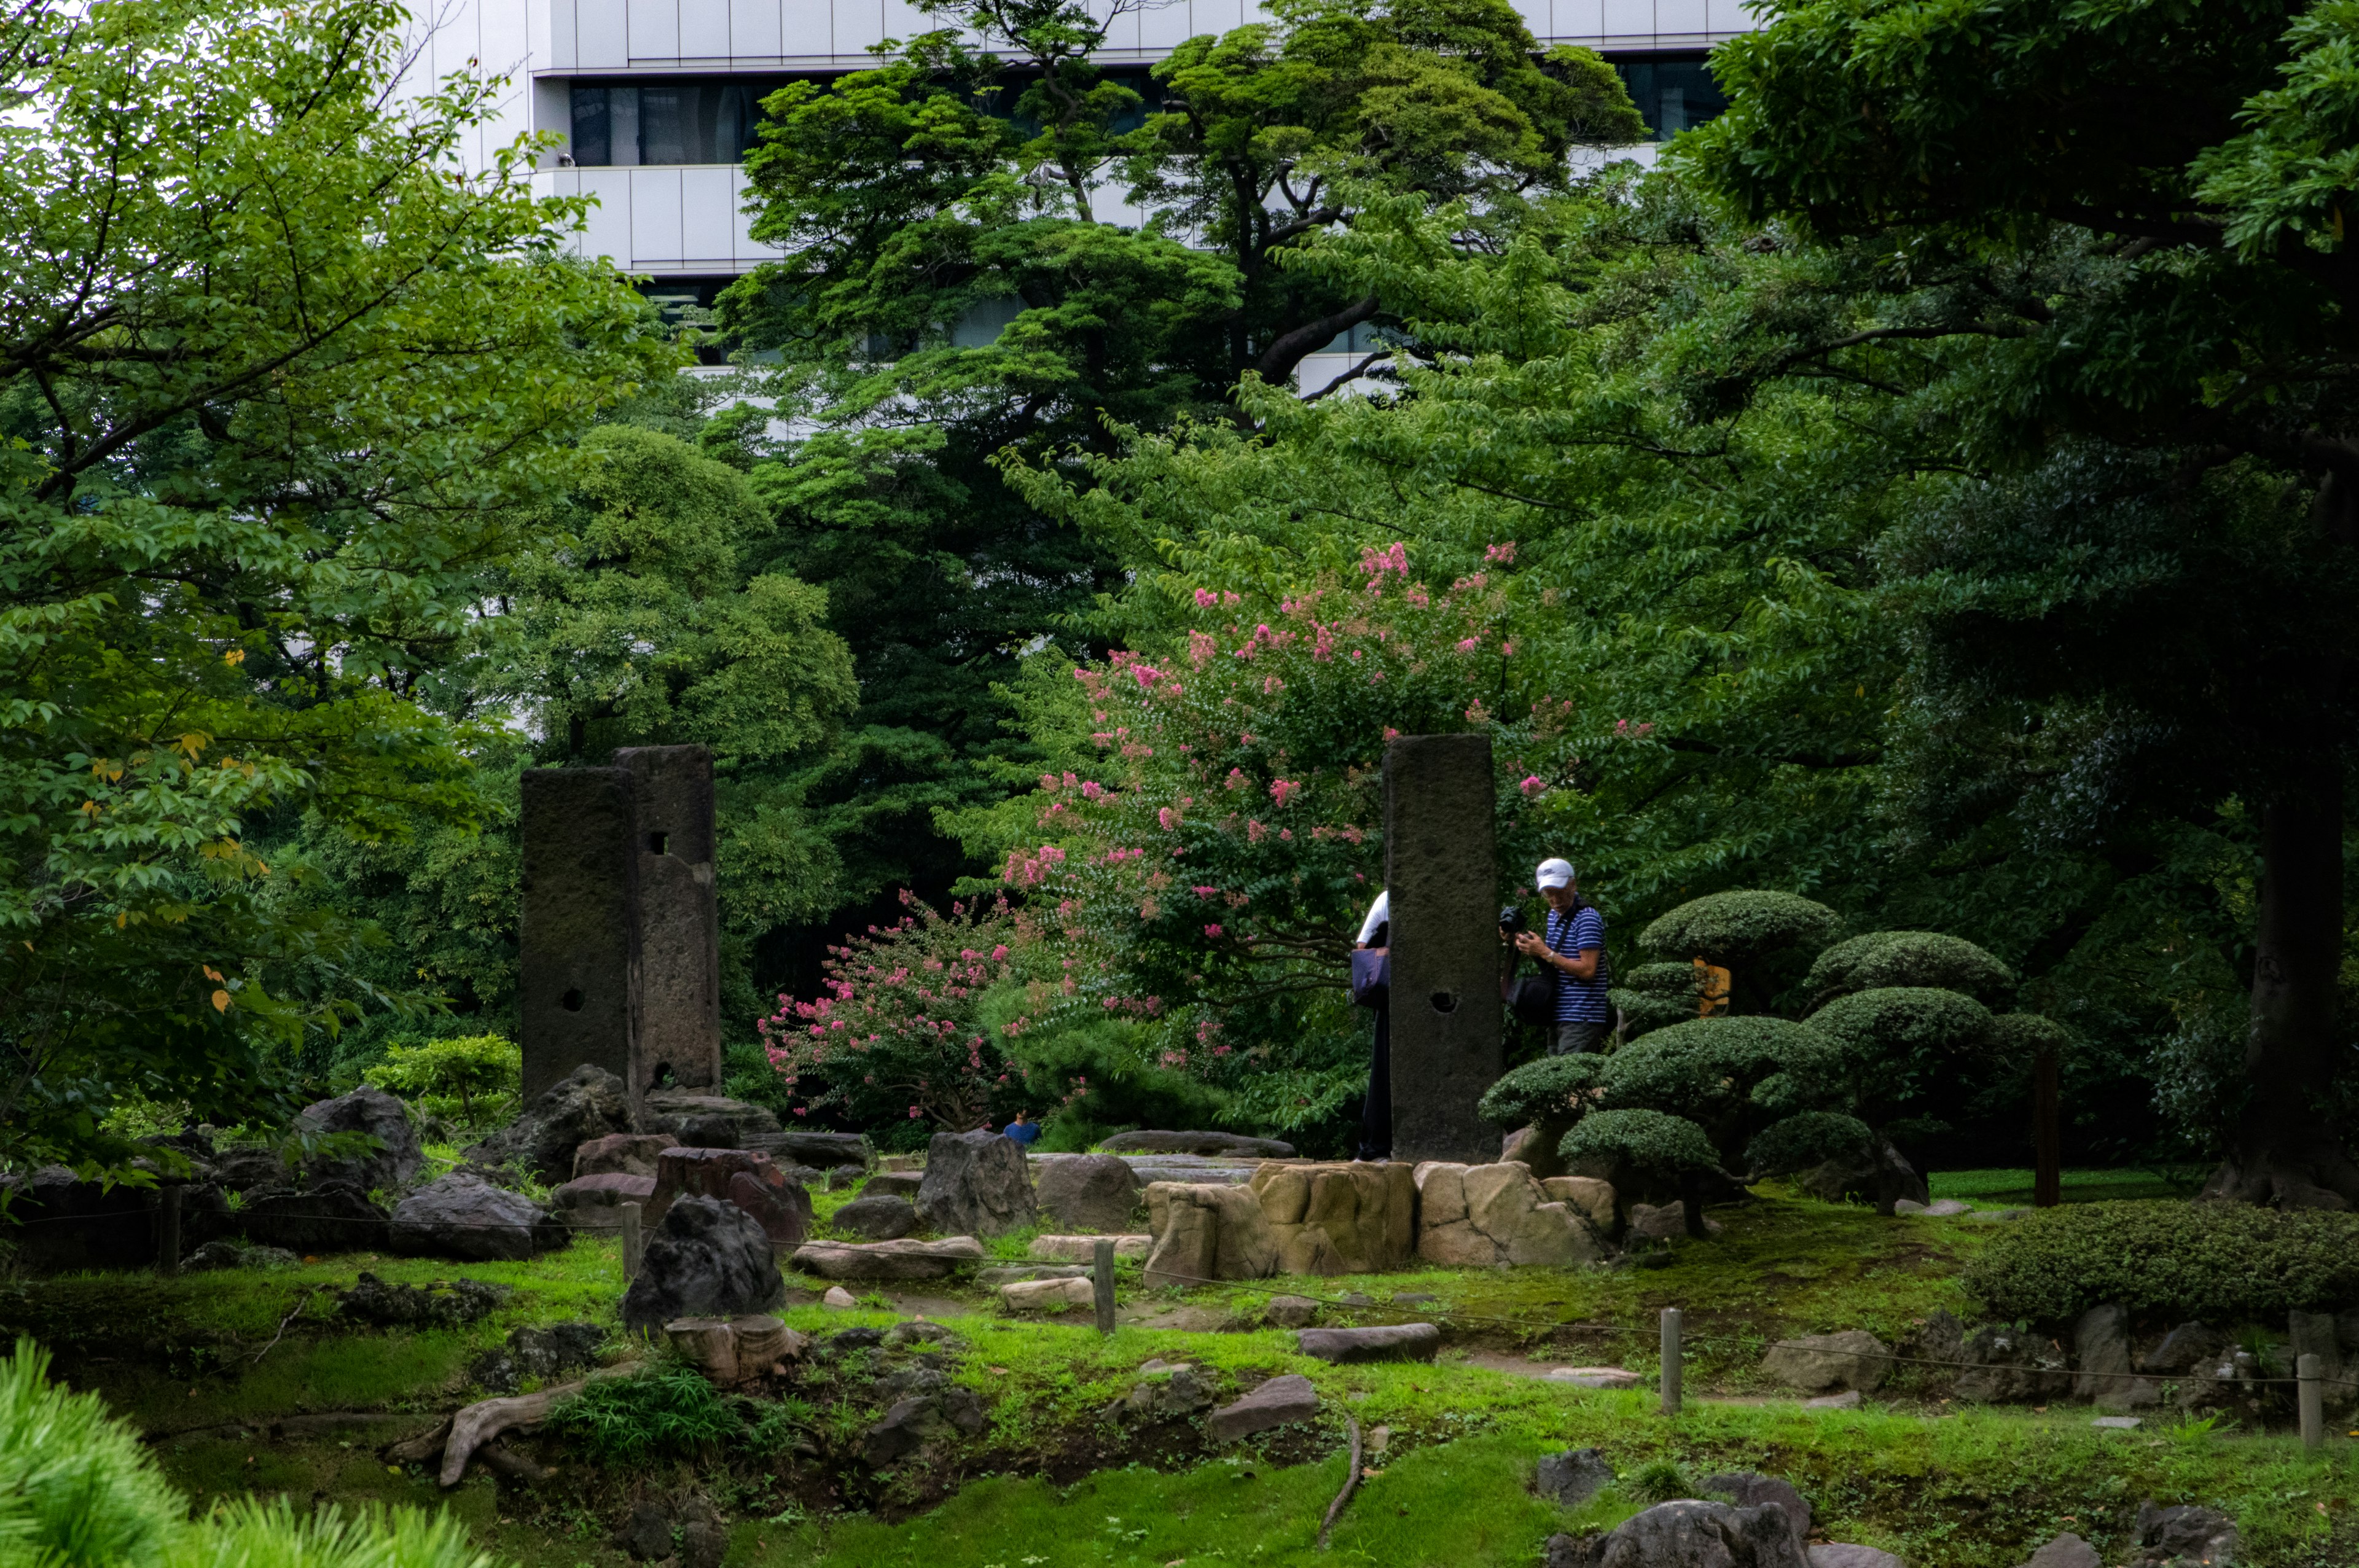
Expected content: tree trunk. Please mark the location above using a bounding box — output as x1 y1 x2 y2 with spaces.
2202 761 2359 1208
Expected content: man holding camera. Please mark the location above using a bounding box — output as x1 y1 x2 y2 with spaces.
1511 857 1611 1055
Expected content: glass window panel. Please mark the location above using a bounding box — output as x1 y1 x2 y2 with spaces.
609 85 641 165
565 77 802 165
1613 57 1727 141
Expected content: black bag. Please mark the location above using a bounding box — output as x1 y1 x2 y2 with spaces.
1509 969 1557 1028
1350 948 1391 1008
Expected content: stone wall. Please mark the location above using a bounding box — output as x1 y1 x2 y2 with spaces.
1414 1161 1606 1267
1250 1161 1417 1275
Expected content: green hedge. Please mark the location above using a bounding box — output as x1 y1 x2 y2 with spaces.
1638 891 1840 969
1477 1054 1610 1128
1961 1201 2359 1324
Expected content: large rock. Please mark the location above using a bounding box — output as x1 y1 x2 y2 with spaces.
621 1194 784 1333
1545 1500 1809 1568
1501 1124 1569 1180
1028 1233 1149 1261
0 1166 155 1270
2073 1304 2155 1410
390 1172 566 1261
915 1130 1039 1238
2014 1536 2100 1568
1793 1137 1928 1214
2130 1502 2237 1566
1205 1374 1318 1441
2139 1321 2223 1376
788 1236 987 1281
464 1064 634 1185
1697 1473 1811 1557
1252 1160 1418 1274
574 1133 675 1179
1811 1551 1907 1568
1416 1161 1603 1267
645 1147 812 1247
1955 1324 2071 1404
856 1367 986 1467
1540 1176 1619 1233
1034 1153 1141 1233
237 1181 389 1253
833 1195 918 1241
294 1085 424 1191
553 1172 656 1230
746 1128 874 1170
1141 1181 1278 1287
1296 1324 1441 1364
1101 1130 1296 1158
1003 1276 1096 1311
863 1171 922 1201
1761 1332 1890 1394
1536 1448 1615 1506
642 1091 780 1145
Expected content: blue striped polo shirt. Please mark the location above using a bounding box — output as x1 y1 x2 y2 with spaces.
1546 903 1611 1023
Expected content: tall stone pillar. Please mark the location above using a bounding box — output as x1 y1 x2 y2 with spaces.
1383 732 1502 1164
519 746 722 1111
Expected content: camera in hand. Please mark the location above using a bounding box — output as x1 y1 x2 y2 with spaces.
1498 905 1528 935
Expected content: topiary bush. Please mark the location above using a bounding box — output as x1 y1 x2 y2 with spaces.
1988 1011 2073 1064
1611 962 1705 1040
1804 931 2016 1008
1803 986 1997 1140
1559 1107 1722 1176
1962 1201 2359 1324
1638 891 1841 970
1477 1053 1610 1129
1598 1015 1843 1168
1743 1110 1876 1177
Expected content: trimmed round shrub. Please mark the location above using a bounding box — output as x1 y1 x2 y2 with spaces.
1603 1015 1840 1112
1608 988 1694 1042
1638 891 1841 969
1806 986 1995 1067
1623 962 1705 998
1744 1111 1875 1176
1804 931 2016 1007
1988 1010 2074 1063
1559 1108 1721 1174
1477 1053 1610 1128
1962 1201 2359 1323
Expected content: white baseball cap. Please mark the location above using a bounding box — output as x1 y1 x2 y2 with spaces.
1536 857 1576 889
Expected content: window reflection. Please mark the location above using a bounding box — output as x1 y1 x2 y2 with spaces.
1611 56 1727 141
569 79 788 166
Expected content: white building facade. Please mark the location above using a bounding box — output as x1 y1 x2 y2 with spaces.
415 0 1756 286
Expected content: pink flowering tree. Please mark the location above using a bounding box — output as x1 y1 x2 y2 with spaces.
957 542 1619 1136
757 891 1025 1131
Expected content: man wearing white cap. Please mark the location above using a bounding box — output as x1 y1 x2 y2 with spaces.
1511 857 1610 1055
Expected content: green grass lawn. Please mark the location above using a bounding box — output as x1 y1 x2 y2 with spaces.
1928 1168 2205 1206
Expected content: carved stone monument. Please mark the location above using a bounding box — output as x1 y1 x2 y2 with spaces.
1383 731 1502 1164
520 744 722 1110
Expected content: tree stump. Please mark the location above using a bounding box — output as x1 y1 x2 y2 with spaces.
664 1316 740 1384
727 1314 808 1374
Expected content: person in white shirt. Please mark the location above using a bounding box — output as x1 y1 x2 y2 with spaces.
1353 889 1390 1160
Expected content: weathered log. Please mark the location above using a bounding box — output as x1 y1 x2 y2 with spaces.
384 1415 453 1465
665 1316 740 1383
477 1441 551 1484
438 1364 632 1487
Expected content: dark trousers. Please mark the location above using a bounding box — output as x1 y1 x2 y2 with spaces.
1359 1004 1391 1159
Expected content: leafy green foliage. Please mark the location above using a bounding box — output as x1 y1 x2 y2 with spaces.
1596 1015 1842 1168
1638 892 1842 972
1963 1201 2359 1324
0 0 670 1171
1804 987 1997 1140
545 1365 745 1464
1558 1107 1721 1176
1475 1053 1608 1129
361 1036 519 1129
1805 932 2016 1008
1744 1111 1876 1177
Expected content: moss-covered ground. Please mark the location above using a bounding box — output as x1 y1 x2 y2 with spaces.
4 1180 2354 1568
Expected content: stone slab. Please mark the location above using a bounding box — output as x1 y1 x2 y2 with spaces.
1027 1233 1150 1261
1206 1374 1319 1441
788 1236 987 1281
518 766 635 1104
1546 1366 1640 1389
618 745 721 1096
1100 1131 1297 1158
1295 1323 1441 1364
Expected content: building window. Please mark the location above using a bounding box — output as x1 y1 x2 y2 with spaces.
569 79 796 165
1613 56 1727 141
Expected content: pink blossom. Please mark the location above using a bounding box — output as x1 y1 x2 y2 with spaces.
1384 727 1400 742
1406 585 1430 608
1269 778 1301 808
1263 675 1283 695
1520 775 1543 795
1314 622 1334 661
1223 590 1242 606
1248 819 1268 843
1131 663 1165 688
909 1106 921 1119
1039 772 1058 791
1457 637 1479 653
1205 923 1224 937
1485 541 1517 564
1188 630 1216 668
794 1106 808 1117
1158 807 1178 831
1225 768 1246 791
1195 587 1216 607
1193 884 1218 896
1081 780 1105 800
1502 641 1515 656
992 944 1009 961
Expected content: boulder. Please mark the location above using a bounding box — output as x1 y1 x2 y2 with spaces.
294 1085 424 1191
2013 1535 2099 1568
237 1181 389 1253
863 1171 922 1201
1141 1182 1279 1287
915 1131 1039 1238
1035 1154 1142 1233
1296 1324 1441 1364
1535 1447 1614 1506
1002 1276 1095 1311
1697 1473 1811 1556
1912 1309 1965 1371
1761 1332 1890 1394
620 1195 784 1334
678 1115 739 1149
2139 1321 2223 1376
1253 1160 1418 1274
2131 1502 2237 1566
552 1172 657 1231
0 1166 156 1269
337 1271 507 1325
469 1322 604 1395
1501 1123 1569 1180
1205 1373 1318 1441
1628 1202 1724 1241
826 1164 867 1191
788 1236 987 1281
859 1373 987 1467
676 1497 727 1568
2073 1303 2155 1410
573 1133 675 1180
622 1503 671 1561
1955 1324 2070 1404
822 1286 858 1308
833 1195 918 1241
1119 1365 1216 1420
1265 1295 1320 1328
744 1128 874 1171
1415 1162 1603 1267
644 1147 812 1247
1544 1499 1809 1568
390 1172 566 1262
208 1145 292 1191
1793 1136 1929 1214
1539 1176 1619 1233
1029 1233 1149 1262
464 1064 633 1185
641 1091 781 1145
1101 1130 1297 1158
1812 1551 1909 1568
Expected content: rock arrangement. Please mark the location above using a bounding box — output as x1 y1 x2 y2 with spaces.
644 1147 813 1247
463 1064 635 1185
788 1236 986 1281
389 1172 567 1262
552 1171 657 1231
621 1195 785 1333
294 1085 425 1191
1101 1129 1297 1158
573 1133 674 1179
1032 1153 1141 1232
1414 1161 1603 1267
914 1130 1038 1238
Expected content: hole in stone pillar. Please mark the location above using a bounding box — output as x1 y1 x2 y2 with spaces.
648 831 669 856
1429 990 1458 1014
650 1062 675 1092
560 988 585 1012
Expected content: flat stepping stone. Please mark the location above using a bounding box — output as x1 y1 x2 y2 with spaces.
2091 1415 2142 1429
1207 1373 1318 1440
976 1264 1089 1287
1027 1233 1149 1262
1295 1324 1441 1364
788 1236 985 1280
1101 1130 1297 1158
1546 1366 1640 1389
1804 1389 1863 1408
1001 1276 1094 1310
